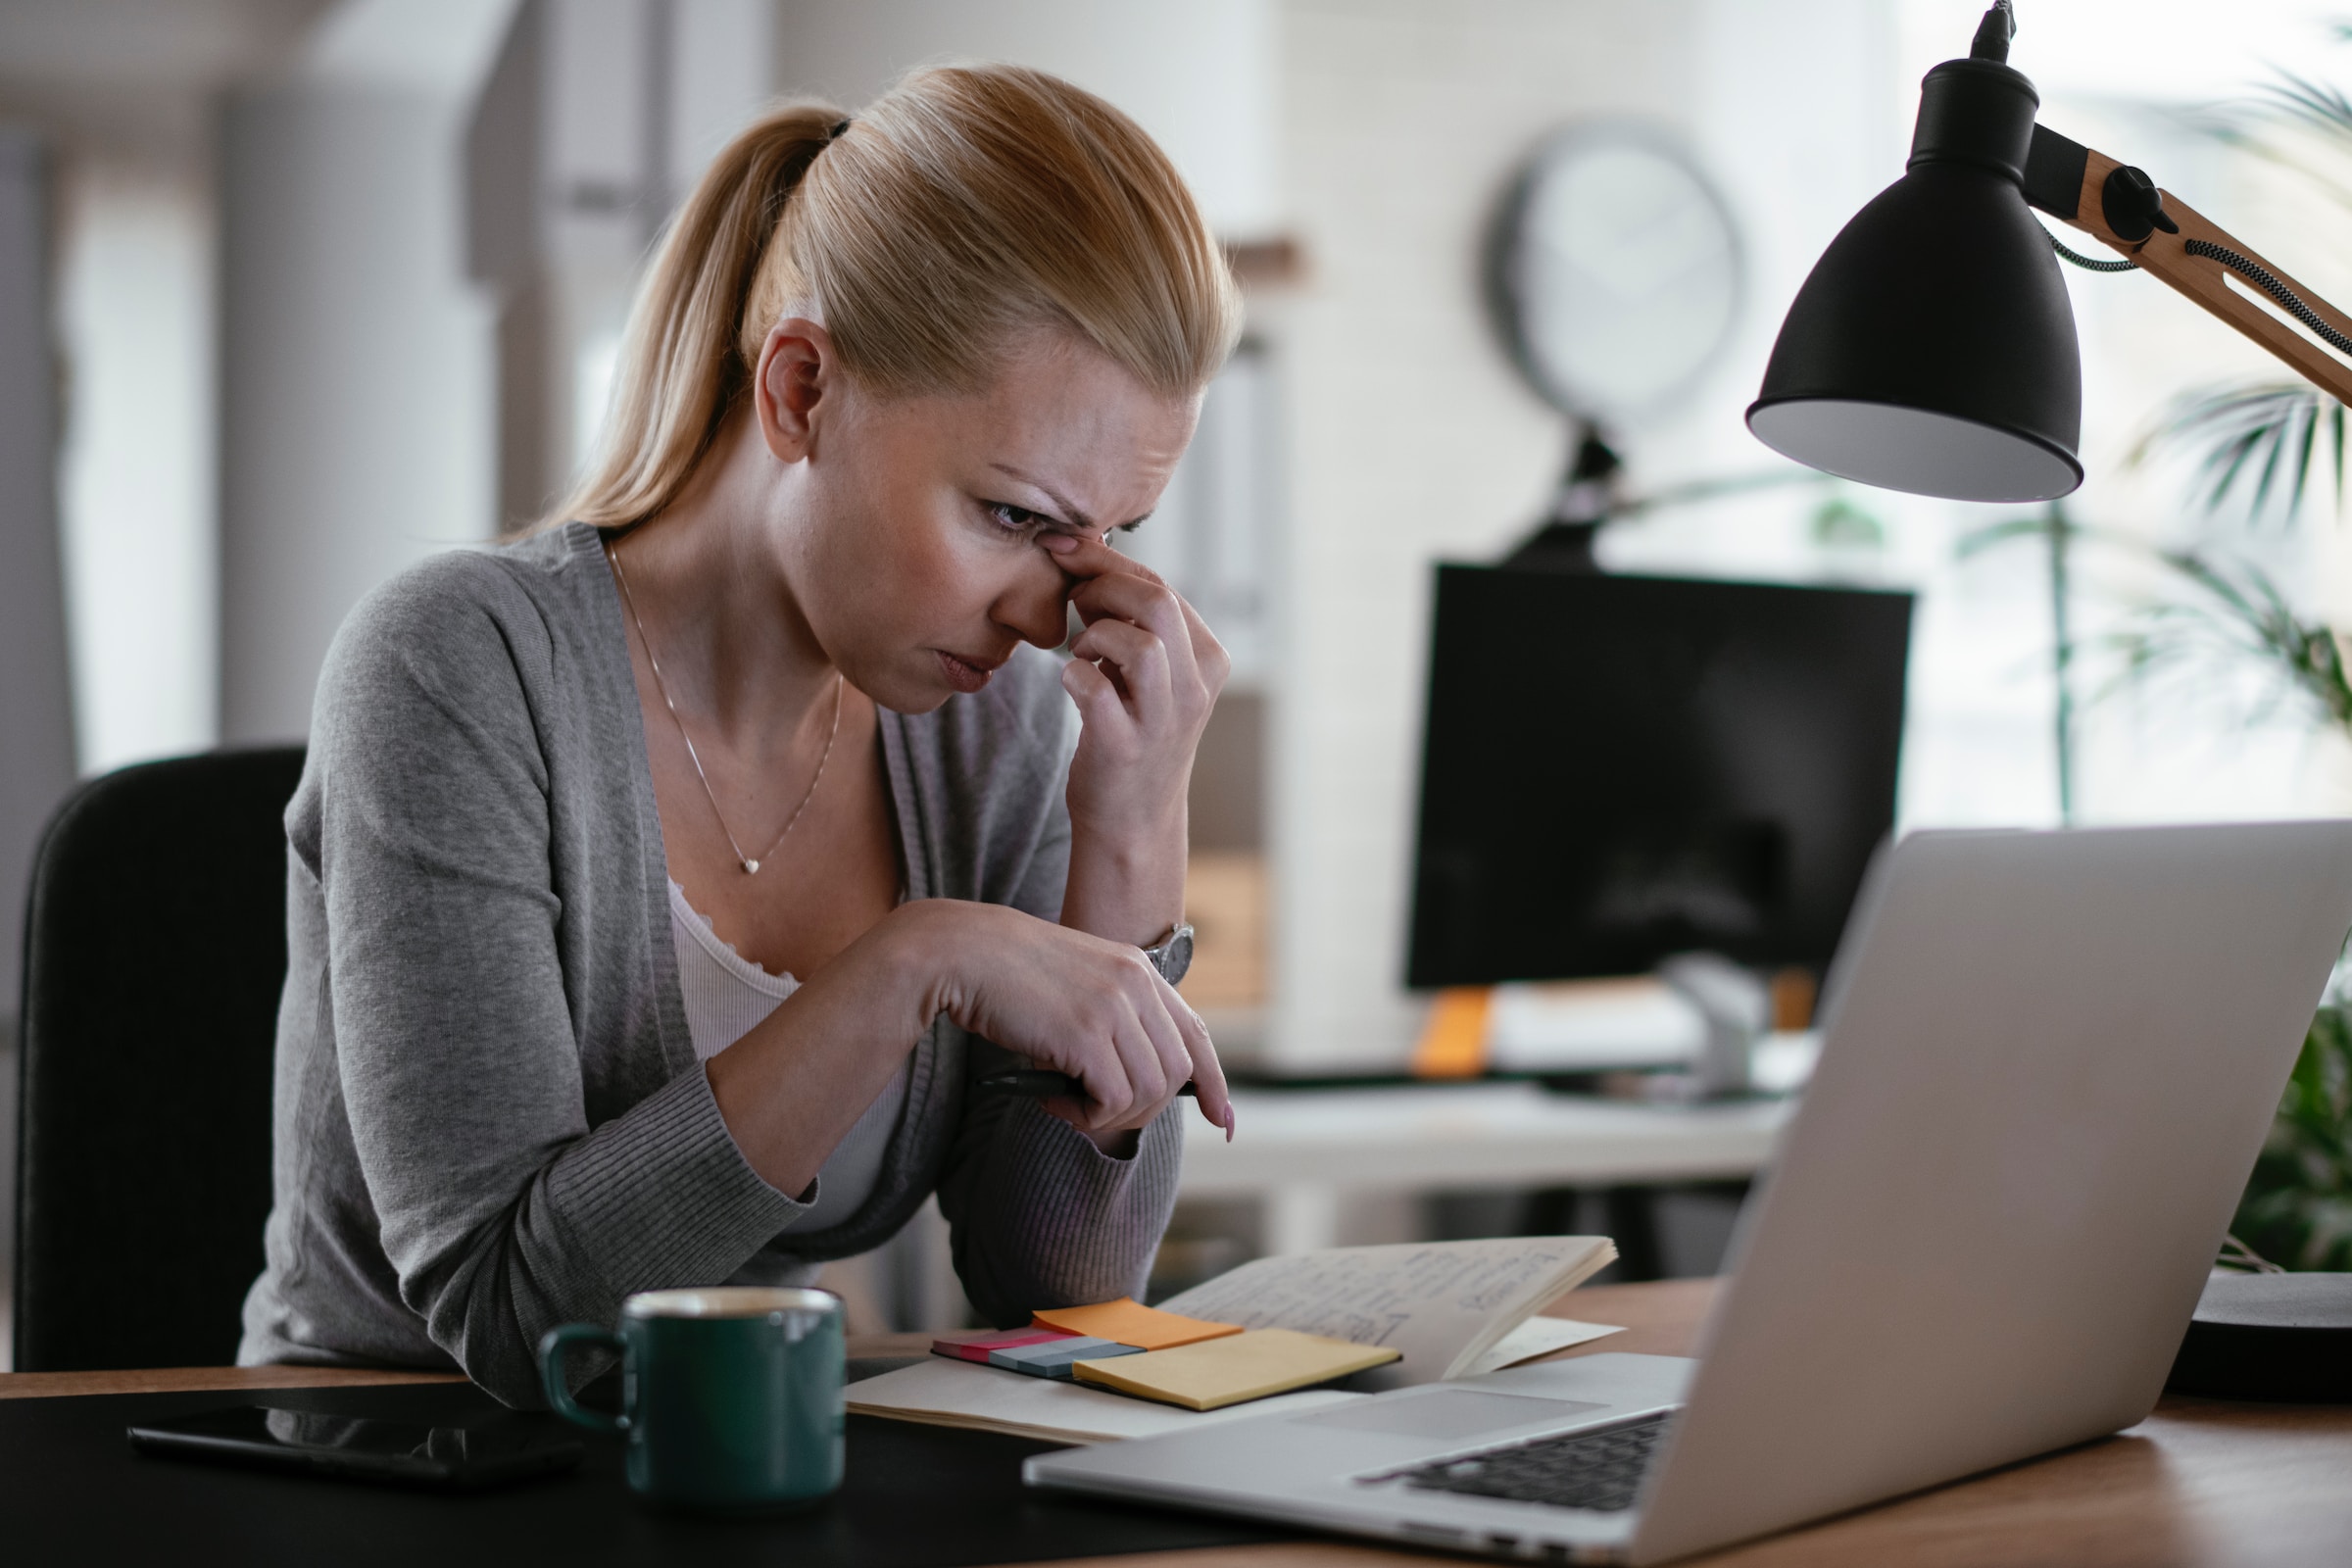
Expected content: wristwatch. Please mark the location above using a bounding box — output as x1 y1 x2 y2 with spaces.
1142 922 1196 987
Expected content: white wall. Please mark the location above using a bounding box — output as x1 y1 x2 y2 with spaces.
771 0 1281 238
217 2 509 743
671 0 779 197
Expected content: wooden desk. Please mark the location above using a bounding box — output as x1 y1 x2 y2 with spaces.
6 1279 2347 1566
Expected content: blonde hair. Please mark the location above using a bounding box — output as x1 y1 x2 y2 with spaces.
556 63 1243 530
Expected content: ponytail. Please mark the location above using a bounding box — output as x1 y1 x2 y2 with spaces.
551 66 1240 533
555 103 844 530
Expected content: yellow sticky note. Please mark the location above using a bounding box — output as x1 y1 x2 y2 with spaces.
1030 1298 1242 1351
1071 1328 1401 1410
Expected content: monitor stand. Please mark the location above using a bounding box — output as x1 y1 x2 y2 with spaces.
1503 425 1621 573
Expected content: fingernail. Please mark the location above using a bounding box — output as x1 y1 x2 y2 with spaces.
1223 1103 1236 1143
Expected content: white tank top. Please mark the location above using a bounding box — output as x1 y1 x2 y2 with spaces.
667 879 907 1231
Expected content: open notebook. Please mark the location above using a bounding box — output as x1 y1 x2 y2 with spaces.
850 1236 1620 1443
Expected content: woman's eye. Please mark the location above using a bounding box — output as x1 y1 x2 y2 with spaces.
986 502 1046 534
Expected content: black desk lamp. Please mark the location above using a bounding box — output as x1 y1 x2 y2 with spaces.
1747 0 2352 503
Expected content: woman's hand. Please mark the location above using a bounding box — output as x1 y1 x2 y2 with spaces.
708 898 1228 1200
907 899 1232 1145
1043 533 1229 951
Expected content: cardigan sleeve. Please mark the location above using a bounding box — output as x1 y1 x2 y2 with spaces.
308 559 810 1403
926 667 1185 1325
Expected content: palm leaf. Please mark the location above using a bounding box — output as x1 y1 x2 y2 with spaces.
2129 383 2345 523
2131 46 2352 525
2258 69 2352 148
2099 546 2352 735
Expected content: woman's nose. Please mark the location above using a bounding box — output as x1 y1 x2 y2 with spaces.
993 555 1074 649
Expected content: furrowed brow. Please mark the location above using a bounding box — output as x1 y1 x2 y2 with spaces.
989 462 1097 532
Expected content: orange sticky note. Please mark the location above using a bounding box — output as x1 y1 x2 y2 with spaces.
1030 1298 1242 1351
1413 986 1492 1078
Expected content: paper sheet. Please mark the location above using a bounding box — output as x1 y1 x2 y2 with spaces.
1155 1236 1616 1389
847 1355 1362 1444
1461 1316 1625 1377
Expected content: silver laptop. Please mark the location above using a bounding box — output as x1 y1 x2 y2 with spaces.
1027 823 2352 1564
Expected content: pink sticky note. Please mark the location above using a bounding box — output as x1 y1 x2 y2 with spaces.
930 1326 1073 1363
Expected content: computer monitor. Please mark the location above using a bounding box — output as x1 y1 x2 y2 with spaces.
1405 564 1913 987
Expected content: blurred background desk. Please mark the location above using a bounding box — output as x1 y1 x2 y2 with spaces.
1177 1081 1792 1262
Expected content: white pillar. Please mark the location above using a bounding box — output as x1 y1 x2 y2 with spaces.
217 2 508 744
0 127 74 1008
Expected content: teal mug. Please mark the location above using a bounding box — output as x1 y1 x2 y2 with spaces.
538 1286 845 1510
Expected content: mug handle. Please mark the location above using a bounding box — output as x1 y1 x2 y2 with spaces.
538 1323 627 1432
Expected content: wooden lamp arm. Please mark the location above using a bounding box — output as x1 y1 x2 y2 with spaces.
2025 127 2352 405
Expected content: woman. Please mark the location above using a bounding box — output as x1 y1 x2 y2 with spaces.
238 64 1241 1406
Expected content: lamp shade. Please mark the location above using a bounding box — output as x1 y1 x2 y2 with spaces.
1746 58 2082 503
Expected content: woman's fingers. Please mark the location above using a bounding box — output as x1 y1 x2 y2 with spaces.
1046 534 1218 687
1043 530 1156 585
1128 972 1193 1121
1067 616 1172 725
1070 572 1205 691
1174 593 1231 695
1155 973 1232 1140
941 905 1235 1140
1098 1001 1168 1130
1059 654 1130 733
1075 998 1146 1128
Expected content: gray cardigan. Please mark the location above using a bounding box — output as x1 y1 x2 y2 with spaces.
238 521 1182 1404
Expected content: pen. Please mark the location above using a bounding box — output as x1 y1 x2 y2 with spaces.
976 1068 1198 1099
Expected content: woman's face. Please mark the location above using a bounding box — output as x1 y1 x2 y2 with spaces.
763 323 1199 713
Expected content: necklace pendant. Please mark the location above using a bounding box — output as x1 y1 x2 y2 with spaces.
742 858 760 875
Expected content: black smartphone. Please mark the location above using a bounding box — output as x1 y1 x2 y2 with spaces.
127 1403 584 1491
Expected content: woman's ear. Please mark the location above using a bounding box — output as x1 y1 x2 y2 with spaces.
755 318 835 462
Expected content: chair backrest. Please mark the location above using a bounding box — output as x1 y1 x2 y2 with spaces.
14 747 306 1371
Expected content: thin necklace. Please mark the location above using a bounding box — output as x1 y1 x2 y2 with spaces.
607 540 845 876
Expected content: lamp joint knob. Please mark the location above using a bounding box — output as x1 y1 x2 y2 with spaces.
2102 166 2180 243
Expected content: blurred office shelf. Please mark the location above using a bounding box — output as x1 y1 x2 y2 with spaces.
1178 1079 1794 1255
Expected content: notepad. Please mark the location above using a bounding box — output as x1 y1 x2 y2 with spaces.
1071 1328 1401 1410
849 1355 1365 1444
1030 1298 1242 1350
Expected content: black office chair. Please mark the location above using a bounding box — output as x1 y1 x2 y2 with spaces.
14 746 306 1371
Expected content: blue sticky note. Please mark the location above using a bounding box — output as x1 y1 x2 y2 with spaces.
990 1336 1147 1380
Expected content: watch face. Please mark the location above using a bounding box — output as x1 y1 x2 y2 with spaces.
1491 122 1744 426
1151 924 1196 986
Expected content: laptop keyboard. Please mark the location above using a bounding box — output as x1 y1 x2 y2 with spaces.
1376 1412 1673 1514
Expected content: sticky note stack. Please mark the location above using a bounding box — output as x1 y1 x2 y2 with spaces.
929 1298 1399 1408
929 1298 1241 1382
